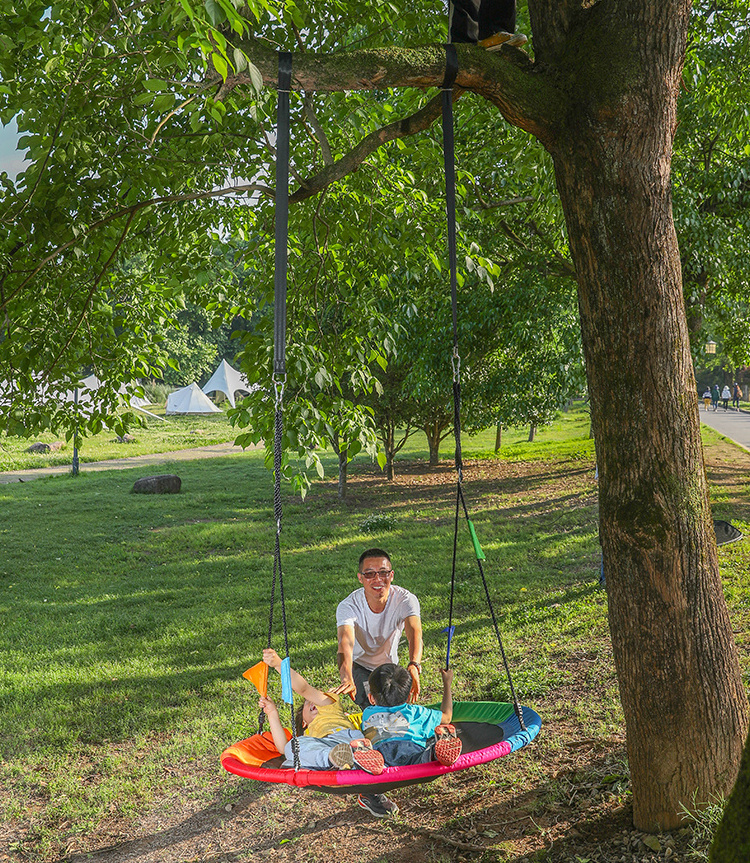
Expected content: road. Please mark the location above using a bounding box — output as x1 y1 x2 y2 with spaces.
0 441 248 484
699 405 750 452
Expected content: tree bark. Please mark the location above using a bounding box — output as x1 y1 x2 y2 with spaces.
331 433 348 500
528 424 536 442
495 422 502 452
424 421 441 466
337 448 347 500
542 0 748 830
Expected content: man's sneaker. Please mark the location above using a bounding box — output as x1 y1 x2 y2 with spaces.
329 739 384 775
478 31 528 51
357 793 399 818
434 724 463 766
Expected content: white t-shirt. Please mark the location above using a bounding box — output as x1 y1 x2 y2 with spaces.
336 584 420 671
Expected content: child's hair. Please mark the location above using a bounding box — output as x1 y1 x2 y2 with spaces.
359 547 391 568
368 663 412 707
294 703 306 736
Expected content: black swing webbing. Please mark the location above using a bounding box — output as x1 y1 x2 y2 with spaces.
259 52 301 769
440 46 525 730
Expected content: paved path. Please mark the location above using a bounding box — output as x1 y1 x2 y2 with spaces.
699 406 750 452
0 441 248 484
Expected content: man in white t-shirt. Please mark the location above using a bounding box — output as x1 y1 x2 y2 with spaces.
335 548 423 711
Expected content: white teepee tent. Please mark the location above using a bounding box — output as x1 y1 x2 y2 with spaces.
166 382 223 415
201 359 253 408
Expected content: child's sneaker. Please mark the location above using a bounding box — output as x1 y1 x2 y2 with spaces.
434 724 462 766
329 739 384 774
478 31 528 51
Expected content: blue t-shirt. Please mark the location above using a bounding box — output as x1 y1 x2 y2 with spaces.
362 703 442 747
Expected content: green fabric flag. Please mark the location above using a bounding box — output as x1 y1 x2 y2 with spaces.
468 520 486 560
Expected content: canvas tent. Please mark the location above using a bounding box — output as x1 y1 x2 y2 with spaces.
166 382 223 415
62 374 152 408
202 360 252 408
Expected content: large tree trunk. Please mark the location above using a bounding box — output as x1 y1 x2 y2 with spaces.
539 0 748 830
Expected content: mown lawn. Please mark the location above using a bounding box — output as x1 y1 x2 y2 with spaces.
0 405 747 862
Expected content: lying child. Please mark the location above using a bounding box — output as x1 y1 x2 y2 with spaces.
260 648 385 773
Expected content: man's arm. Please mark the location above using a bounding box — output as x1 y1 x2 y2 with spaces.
404 614 423 703
333 623 357 698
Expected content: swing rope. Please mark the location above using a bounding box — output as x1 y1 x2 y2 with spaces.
258 51 301 769
441 45 525 730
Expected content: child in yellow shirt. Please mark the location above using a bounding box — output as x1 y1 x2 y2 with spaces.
260 648 384 773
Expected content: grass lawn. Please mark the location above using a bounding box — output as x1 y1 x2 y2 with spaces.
0 410 237 472
0 404 748 862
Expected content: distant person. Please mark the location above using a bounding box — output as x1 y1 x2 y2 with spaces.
711 384 720 411
702 388 712 411
449 0 527 49
722 385 731 410
733 383 742 410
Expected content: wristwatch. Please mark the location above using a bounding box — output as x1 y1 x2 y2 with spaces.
407 661 422 673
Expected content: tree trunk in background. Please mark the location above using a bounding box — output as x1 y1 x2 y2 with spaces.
528 424 536 442
424 422 442 466
337 448 347 500
381 420 396 480
331 433 348 500
495 423 502 452
536 0 748 829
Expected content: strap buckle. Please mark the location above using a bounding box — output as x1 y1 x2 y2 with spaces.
273 374 286 409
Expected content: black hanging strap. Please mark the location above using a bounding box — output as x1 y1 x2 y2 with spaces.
274 51 292 379
258 52 300 769
441 45 525 731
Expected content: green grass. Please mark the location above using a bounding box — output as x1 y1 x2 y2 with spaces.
0 401 746 859
0 410 236 471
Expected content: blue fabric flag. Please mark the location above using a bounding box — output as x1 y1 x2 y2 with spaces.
280 656 293 703
442 625 456 668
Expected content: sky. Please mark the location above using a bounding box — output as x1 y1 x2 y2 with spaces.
0 119 26 179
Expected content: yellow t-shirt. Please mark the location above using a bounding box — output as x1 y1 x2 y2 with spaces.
305 693 362 737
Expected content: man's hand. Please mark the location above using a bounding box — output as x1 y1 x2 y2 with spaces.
263 648 282 670
332 670 357 700
407 664 421 703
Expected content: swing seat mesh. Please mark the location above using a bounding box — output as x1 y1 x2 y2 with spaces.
221 701 541 794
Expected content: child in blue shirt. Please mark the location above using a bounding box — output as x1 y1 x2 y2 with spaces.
362 663 462 767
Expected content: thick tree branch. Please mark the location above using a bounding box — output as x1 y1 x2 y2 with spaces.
222 42 565 149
